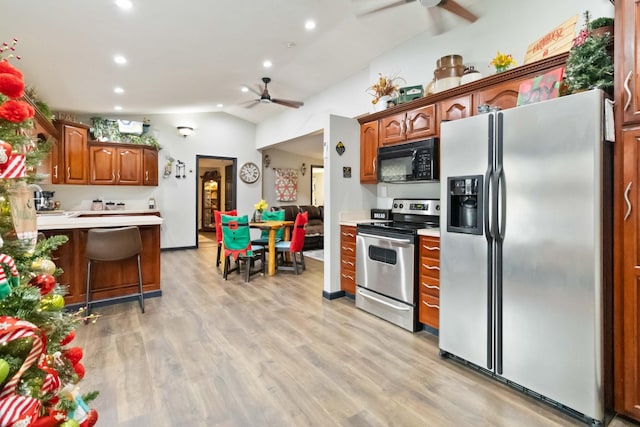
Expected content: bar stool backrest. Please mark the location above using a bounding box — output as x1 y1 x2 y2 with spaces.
86 226 142 262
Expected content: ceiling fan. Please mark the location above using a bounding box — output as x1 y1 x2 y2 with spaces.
244 77 304 109
356 0 478 29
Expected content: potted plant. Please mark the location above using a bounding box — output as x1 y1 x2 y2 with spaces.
366 73 405 112
589 16 614 38
564 11 614 96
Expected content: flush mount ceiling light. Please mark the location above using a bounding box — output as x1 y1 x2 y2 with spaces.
263 60 272 68
114 87 125 94
113 55 127 65
115 0 133 10
305 20 316 30
114 105 123 111
177 126 194 138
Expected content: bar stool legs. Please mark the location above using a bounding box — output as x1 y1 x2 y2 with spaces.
84 226 145 315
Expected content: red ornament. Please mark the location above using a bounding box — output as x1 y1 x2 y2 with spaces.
80 409 98 427
0 60 23 78
0 99 34 122
73 362 85 380
63 347 83 365
60 330 75 346
29 274 56 295
31 412 65 427
0 73 24 98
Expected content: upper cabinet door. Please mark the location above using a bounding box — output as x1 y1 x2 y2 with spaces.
405 104 437 141
117 148 142 185
63 124 88 184
617 0 640 125
143 148 159 186
89 146 117 184
360 121 379 184
379 112 406 146
473 79 523 113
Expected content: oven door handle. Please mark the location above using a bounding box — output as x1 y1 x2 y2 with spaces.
357 233 413 244
357 289 411 311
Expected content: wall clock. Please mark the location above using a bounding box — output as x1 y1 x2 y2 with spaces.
239 162 260 183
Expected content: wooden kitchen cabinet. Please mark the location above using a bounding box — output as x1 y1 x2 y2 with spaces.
418 235 440 329
89 143 142 185
473 79 523 113
617 0 640 125
438 94 473 133
340 225 357 295
55 120 89 185
360 121 379 183
379 104 436 146
143 147 159 186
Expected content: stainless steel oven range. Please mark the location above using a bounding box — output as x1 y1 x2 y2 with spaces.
355 198 440 331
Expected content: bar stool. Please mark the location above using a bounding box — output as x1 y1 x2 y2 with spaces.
85 226 144 314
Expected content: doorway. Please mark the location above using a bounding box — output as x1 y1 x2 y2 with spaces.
196 155 236 248
311 164 324 206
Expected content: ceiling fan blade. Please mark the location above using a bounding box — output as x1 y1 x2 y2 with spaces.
247 85 262 97
438 0 477 23
242 100 261 109
271 98 304 109
357 0 415 17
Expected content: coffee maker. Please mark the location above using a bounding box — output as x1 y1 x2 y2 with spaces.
34 190 56 211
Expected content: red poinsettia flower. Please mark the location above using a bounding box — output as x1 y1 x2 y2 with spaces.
0 60 23 79
0 73 24 98
0 99 34 122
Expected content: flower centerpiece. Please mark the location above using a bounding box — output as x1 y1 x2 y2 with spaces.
564 11 614 96
366 73 405 111
490 51 517 73
254 199 268 222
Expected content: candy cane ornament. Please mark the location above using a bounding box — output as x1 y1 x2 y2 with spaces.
0 254 19 300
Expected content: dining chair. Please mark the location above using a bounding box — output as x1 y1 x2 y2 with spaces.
275 211 308 274
214 209 237 267
221 214 265 282
251 209 285 246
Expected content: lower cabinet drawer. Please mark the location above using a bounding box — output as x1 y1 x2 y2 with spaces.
419 293 440 329
419 275 440 297
340 265 356 294
420 257 440 279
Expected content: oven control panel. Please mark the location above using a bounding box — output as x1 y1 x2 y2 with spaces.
392 198 440 216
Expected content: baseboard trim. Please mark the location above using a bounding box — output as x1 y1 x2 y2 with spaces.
322 290 345 300
162 246 196 252
66 290 162 312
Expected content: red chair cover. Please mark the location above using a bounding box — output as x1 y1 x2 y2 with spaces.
214 209 237 244
289 211 308 253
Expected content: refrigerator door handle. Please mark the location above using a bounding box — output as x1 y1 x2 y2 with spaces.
485 168 494 239
624 181 633 221
497 167 506 241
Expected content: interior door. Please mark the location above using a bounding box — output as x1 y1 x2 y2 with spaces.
225 164 235 210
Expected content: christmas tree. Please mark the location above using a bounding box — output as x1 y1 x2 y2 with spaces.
0 39 99 427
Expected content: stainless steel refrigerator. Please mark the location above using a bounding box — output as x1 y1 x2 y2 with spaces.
439 90 610 424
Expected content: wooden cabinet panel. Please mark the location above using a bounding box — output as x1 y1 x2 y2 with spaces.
143 148 159 186
617 0 640 125
621 128 640 418
62 123 88 184
50 137 62 184
360 121 379 183
117 148 142 185
473 79 523 113
439 94 473 134
418 235 440 329
340 225 357 295
379 112 406 145
89 144 142 185
419 293 440 329
406 104 436 140
379 105 436 146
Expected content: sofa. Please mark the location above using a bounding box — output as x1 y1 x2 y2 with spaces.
271 205 324 250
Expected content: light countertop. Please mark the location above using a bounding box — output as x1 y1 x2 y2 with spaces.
417 228 440 237
37 213 164 230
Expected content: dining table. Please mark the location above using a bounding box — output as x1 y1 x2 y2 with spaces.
250 220 294 276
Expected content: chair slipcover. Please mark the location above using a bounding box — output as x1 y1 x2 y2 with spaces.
214 209 238 244
275 211 308 274
221 214 253 260
252 210 285 245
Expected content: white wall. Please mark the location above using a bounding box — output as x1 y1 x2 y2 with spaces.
261 148 321 208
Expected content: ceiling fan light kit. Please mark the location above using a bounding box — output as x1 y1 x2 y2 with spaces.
357 0 478 27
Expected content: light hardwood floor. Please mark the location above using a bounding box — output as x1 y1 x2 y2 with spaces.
75 247 636 426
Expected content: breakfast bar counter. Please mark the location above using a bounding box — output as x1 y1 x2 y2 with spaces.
39 211 163 306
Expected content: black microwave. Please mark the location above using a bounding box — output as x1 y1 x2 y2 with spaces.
377 138 438 183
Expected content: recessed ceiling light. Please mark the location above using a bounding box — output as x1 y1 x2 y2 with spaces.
114 105 123 111
241 86 249 93
115 0 133 10
113 55 127 65
217 103 224 108
287 42 296 49
305 20 316 31
114 87 125 94
263 60 272 68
